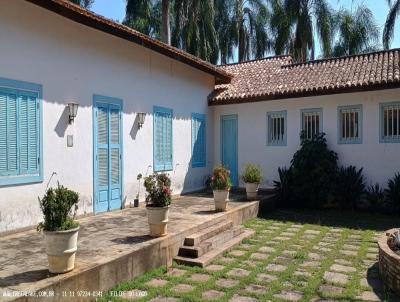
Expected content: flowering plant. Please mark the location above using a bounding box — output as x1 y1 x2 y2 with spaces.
143 173 172 207
210 166 232 191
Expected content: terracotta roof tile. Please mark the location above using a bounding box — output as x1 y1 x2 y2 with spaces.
210 49 400 105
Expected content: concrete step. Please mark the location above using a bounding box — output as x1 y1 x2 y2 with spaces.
178 225 244 258
183 220 233 246
174 229 254 267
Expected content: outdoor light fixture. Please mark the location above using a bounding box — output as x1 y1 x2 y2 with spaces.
137 112 146 129
67 102 79 124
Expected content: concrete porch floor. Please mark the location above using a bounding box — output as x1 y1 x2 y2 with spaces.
0 192 259 302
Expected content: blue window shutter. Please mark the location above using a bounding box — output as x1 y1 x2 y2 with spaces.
0 92 7 174
192 113 206 167
153 106 173 172
7 92 18 173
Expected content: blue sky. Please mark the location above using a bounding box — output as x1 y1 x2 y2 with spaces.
92 0 400 56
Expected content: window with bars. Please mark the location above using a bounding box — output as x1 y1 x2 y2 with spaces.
0 78 42 186
338 105 362 144
153 106 173 172
301 108 322 139
267 111 287 146
380 102 400 143
191 113 206 168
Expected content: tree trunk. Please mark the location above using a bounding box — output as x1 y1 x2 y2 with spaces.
161 0 170 45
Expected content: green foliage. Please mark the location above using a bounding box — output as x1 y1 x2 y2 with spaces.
385 173 400 214
289 132 338 208
333 166 366 210
144 173 172 207
69 0 94 9
383 0 400 49
123 0 161 38
241 163 263 184
37 183 79 232
272 167 293 206
366 183 386 213
210 165 232 191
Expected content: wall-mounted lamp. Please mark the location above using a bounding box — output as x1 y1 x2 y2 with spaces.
67 102 79 124
137 112 146 129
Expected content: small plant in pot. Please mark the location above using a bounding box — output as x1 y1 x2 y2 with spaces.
144 173 172 237
241 163 263 200
210 166 232 211
37 183 79 274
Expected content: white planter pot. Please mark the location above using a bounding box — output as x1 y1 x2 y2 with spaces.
146 206 170 237
213 190 229 211
44 226 79 274
245 183 260 200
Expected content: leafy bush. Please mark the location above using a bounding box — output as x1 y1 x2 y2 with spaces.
385 173 400 214
272 167 293 206
289 133 338 208
144 173 172 207
210 165 232 191
333 166 366 210
241 163 263 184
37 183 79 232
365 183 386 213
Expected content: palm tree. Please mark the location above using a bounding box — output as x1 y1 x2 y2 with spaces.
383 0 400 49
69 0 94 9
214 0 236 64
332 5 379 57
123 0 160 38
161 0 171 44
274 0 334 62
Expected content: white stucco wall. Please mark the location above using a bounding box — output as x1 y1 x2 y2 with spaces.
0 0 215 232
213 89 400 188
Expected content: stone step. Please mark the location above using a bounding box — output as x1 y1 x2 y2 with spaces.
183 220 234 246
178 225 244 258
174 229 255 267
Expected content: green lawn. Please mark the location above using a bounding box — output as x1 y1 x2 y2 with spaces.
99 209 399 302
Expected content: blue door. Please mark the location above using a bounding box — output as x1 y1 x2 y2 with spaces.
94 96 123 213
221 115 238 186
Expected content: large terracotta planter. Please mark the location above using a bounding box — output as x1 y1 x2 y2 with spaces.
146 206 170 237
44 226 79 273
213 190 229 211
245 183 259 200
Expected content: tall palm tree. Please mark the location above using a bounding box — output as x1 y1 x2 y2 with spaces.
172 0 219 63
69 0 94 9
214 0 237 64
383 0 400 49
273 0 334 62
161 0 171 44
332 5 379 57
123 0 160 38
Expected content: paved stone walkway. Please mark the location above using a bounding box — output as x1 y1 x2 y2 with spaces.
101 209 400 302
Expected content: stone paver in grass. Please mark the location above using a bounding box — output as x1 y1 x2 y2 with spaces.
202 290 225 300
166 268 186 277
275 236 292 241
340 250 357 257
256 273 278 282
206 264 225 272
366 253 377 260
293 270 312 278
219 257 235 264
216 278 240 288
300 261 321 268
281 232 295 237
308 252 323 260
245 284 267 295
229 294 259 302
171 284 194 293
342 244 359 250
242 260 262 268
239 243 253 250
149 297 178 302
334 259 353 266
250 253 268 260
259 246 276 253
330 264 357 273
305 230 321 235
323 271 349 286
266 263 287 272
282 250 297 257
146 279 168 288
227 268 251 278
230 250 246 257
274 256 293 265
189 273 210 282
274 290 303 301
318 285 345 296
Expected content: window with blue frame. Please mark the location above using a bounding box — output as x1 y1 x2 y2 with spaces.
338 105 362 144
267 111 287 146
0 78 42 186
301 108 322 139
191 113 206 167
380 102 400 143
153 106 173 172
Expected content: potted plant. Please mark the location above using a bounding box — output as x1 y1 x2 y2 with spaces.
242 164 263 200
133 173 143 207
37 183 79 273
144 173 172 237
210 166 232 211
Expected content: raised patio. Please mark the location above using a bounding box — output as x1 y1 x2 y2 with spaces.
0 193 259 302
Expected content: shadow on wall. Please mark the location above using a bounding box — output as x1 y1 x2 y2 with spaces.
54 106 69 137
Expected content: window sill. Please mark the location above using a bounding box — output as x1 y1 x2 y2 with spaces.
0 175 43 187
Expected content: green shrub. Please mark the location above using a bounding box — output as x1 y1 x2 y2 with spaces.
365 183 386 213
144 173 172 207
37 183 79 232
385 173 400 214
210 165 232 190
272 167 293 206
241 163 263 184
334 166 366 210
289 133 338 208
